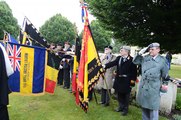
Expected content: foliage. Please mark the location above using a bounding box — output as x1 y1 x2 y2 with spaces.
9 87 168 120
0 1 19 39
176 93 181 110
111 39 124 53
90 20 112 52
86 0 181 53
79 20 113 52
40 14 76 44
173 114 181 120
169 65 181 111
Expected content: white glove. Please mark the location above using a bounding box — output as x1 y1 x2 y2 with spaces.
102 65 106 69
139 47 148 55
160 92 165 96
62 58 65 61
59 65 63 69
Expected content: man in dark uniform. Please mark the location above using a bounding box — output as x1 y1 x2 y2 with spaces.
62 42 72 89
103 46 137 116
55 43 64 86
0 43 14 120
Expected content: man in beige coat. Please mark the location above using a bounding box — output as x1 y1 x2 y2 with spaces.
99 46 116 106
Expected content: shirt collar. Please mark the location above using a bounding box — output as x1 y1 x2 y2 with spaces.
152 54 158 60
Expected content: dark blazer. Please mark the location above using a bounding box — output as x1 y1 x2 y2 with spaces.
0 47 9 106
105 56 137 93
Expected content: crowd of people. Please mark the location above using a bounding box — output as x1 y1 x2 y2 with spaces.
47 42 75 91
50 41 170 119
0 41 171 120
97 43 170 119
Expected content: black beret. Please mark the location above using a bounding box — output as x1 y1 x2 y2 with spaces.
104 45 113 50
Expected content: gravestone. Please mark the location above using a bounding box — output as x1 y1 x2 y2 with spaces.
136 77 177 114
160 81 177 114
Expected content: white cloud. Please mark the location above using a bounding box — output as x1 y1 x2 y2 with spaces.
3 0 95 33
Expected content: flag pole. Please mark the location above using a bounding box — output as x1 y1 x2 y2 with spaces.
81 1 100 105
92 89 98 104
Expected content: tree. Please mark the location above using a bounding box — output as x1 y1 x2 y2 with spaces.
86 0 181 53
80 20 112 52
0 1 19 39
40 14 76 44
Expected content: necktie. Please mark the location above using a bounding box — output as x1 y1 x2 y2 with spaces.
123 58 126 62
106 56 109 60
119 57 121 66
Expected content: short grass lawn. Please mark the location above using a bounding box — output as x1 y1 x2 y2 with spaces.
169 64 181 79
8 87 168 120
9 64 181 120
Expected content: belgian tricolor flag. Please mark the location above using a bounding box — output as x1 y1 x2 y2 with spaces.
45 51 60 94
72 36 81 105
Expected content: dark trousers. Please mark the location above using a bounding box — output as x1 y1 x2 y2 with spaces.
63 69 70 88
57 69 63 85
101 88 110 104
117 92 130 113
88 89 93 101
0 105 9 120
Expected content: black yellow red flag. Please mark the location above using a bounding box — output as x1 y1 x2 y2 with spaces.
77 21 103 112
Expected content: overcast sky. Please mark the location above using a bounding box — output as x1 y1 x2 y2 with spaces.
3 0 95 33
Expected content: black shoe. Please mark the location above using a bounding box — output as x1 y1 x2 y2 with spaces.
121 110 128 116
103 103 109 107
63 86 69 89
99 102 105 104
115 107 123 112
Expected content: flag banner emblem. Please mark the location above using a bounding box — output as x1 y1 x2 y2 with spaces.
45 65 58 94
22 18 49 47
45 51 60 94
77 24 103 112
7 42 46 95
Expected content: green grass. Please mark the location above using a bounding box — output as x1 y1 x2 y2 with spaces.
169 64 181 79
9 87 168 120
176 92 181 110
9 64 181 120
170 65 181 111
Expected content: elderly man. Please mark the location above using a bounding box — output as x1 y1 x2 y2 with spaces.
99 46 116 106
103 46 137 116
133 43 169 120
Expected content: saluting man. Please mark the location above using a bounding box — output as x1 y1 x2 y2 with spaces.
103 46 137 116
133 43 170 120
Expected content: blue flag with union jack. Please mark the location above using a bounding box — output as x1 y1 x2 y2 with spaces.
7 42 46 94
